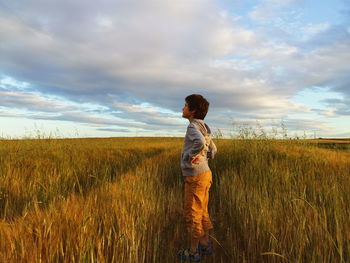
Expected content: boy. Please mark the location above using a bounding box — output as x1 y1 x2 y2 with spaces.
178 94 217 262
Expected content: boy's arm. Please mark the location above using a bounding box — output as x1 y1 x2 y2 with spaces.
208 139 217 159
187 125 205 163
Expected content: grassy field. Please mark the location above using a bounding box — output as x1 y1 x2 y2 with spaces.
0 137 349 262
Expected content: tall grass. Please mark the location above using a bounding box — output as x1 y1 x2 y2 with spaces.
0 138 175 220
0 137 349 262
212 139 350 262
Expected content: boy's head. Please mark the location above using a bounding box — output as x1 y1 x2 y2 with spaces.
183 94 209 120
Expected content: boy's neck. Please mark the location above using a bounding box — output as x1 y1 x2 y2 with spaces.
188 117 201 122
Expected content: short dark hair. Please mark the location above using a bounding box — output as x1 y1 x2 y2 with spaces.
185 94 209 120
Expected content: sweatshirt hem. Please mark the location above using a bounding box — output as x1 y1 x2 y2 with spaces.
182 168 211 177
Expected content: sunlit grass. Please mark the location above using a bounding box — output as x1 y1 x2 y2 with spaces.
0 137 349 262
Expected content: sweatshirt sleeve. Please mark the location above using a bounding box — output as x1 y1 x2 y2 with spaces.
187 125 206 158
208 139 217 159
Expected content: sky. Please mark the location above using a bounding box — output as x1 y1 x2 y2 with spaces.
0 0 350 138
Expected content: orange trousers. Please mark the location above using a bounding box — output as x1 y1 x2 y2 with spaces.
184 170 213 239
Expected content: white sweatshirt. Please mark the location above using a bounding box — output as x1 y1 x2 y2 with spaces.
181 119 217 177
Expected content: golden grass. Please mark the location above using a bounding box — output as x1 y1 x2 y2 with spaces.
0 137 349 262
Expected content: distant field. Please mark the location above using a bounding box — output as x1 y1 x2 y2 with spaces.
309 138 350 151
0 137 349 262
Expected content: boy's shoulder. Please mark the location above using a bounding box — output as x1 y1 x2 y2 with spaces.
187 120 203 129
188 119 212 135
190 119 205 125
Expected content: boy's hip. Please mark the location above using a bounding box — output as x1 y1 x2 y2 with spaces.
184 170 212 185
181 163 211 177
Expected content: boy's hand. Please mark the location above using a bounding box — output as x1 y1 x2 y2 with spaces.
191 154 200 164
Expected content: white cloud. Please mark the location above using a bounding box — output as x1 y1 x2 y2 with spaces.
0 0 350 137
96 16 113 28
302 23 330 39
248 0 299 24
0 89 69 111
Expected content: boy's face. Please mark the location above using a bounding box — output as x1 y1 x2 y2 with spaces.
182 103 195 119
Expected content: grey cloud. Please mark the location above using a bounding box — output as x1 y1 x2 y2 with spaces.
322 97 350 116
97 128 131 133
319 98 350 116
0 87 75 112
0 0 300 115
331 131 350 138
321 98 344 105
0 86 186 130
26 111 151 130
0 0 243 109
1 0 350 136
334 109 350 116
304 25 350 48
0 110 23 118
204 109 331 138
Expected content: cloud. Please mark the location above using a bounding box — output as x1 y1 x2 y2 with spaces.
0 84 185 131
248 0 300 24
0 87 72 112
319 97 350 116
112 102 182 126
0 0 350 137
301 23 330 40
97 128 131 133
0 1 244 104
0 0 266 114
